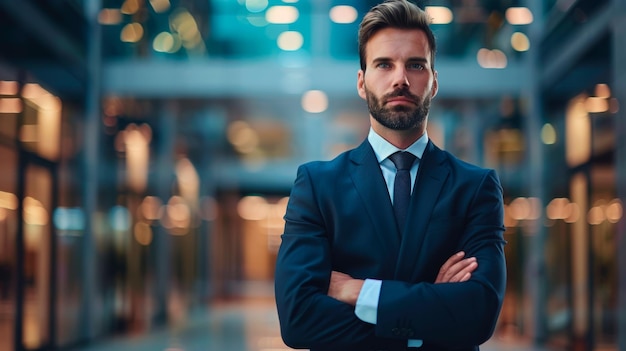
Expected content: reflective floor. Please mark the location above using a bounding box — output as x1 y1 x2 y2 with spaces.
76 293 547 351
0 282 549 351
78 296 286 351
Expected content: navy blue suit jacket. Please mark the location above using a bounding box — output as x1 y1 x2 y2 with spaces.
275 139 506 351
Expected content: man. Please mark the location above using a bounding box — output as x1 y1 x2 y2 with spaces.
274 1 506 350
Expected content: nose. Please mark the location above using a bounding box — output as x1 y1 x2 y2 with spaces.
392 67 410 88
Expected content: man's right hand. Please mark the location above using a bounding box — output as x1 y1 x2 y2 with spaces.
435 251 477 283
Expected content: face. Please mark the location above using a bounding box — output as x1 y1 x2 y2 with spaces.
357 28 438 132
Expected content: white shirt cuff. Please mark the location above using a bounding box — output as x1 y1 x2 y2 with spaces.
408 339 423 347
355 278 381 324
355 279 423 348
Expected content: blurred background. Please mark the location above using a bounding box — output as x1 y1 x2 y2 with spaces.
0 0 625 350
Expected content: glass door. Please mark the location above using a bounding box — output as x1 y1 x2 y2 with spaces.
16 155 56 351
0 145 18 351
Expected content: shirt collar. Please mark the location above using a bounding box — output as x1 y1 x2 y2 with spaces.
367 127 429 164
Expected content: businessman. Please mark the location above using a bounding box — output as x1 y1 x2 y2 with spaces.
274 1 506 350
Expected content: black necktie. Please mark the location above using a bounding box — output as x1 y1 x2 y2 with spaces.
389 151 416 231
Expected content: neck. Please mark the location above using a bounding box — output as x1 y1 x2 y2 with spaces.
370 117 426 149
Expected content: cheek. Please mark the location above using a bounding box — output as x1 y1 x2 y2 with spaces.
410 77 434 94
363 76 383 95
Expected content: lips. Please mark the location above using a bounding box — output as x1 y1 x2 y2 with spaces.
386 96 416 105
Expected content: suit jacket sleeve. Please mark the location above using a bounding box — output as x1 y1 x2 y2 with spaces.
274 164 383 350
376 169 506 349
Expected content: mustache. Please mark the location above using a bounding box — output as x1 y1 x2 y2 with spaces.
384 89 420 103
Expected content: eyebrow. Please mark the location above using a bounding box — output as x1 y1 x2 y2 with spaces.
371 57 429 65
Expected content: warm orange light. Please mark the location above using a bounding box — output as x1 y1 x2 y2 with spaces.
19 125 38 143
121 0 140 15
163 196 191 233
510 32 530 52
121 23 144 43
140 196 163 221
23 197 48 226
0 191 18 210
124 123 151 193
503 205 518 228
508 197 530 221
547 198 570 220
0 98 23 113
477 48 507 69
588 205 605 225
565 95 591 167
98 8 122 24
505 7 533 25
277 31 304 51
585 96 609 113
266 6 299 24
606 199 623 223
329 5 358 24
149 0 170 13
22 83 48 100
563 202 580 223
0 80 19 95
425 6 453 24
594 83 611 98
134 222 153 245
227 120 259 154
238 196 269 220
176 158 200 205
302 90 328 113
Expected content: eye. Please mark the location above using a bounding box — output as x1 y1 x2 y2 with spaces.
407 62 426 70
376 62 391 69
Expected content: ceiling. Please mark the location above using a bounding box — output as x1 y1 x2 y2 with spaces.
0 0 612 102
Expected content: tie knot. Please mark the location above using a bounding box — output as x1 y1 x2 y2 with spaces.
389 151 416 171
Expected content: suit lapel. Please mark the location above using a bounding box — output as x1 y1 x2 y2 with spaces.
394 141 449 280
349 141 402 253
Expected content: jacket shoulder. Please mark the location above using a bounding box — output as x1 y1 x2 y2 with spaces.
432 144 497 179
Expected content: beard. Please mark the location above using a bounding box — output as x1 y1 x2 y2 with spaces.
365 86 431 131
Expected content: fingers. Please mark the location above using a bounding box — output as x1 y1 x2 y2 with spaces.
435 252 478 284
448 258 477 282
435 251 464 283
438 251 465 275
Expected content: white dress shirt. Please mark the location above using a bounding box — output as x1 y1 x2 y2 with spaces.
354 127 428 348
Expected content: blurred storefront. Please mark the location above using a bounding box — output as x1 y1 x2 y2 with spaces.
0 0 625 350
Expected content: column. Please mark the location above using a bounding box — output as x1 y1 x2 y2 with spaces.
81 0 102 341
612 0 626 349
523 0 548 344
152 100 176 324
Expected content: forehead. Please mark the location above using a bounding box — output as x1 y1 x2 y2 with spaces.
365 27 431 62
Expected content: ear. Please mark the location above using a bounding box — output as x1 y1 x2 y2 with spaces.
431 70 439 98
357 69 367 100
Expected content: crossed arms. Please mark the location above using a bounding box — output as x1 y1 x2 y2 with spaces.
275 164 507 350
328 251 478 305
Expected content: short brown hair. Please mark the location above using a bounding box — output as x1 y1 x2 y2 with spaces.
358 0 436 71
